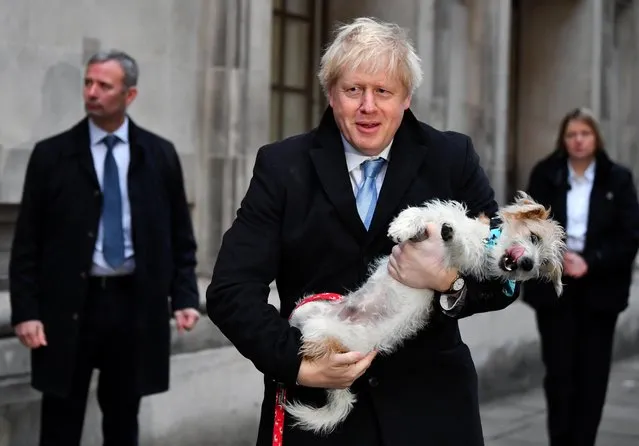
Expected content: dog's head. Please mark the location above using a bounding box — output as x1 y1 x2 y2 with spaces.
490 191 567 295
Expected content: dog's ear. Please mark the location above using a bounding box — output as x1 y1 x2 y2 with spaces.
504 204 550 222
501 192 551 222
550 263 564 297
514 190 535 205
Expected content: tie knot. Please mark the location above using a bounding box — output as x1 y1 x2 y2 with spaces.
101 134 120 151
361 158 385 179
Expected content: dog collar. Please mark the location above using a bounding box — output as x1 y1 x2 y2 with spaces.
484 216 516 297
484 216 504 247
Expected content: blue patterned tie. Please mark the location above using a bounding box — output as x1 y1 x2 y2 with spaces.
101 134 125 268
355 158 386 230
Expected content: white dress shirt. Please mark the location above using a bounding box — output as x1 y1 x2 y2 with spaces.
341 135 392 196
88 117 136 276
565 160 595 253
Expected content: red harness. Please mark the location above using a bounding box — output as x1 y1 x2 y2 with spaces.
272 292 344 446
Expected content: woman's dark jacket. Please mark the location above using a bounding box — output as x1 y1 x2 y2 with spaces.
523 149 639 313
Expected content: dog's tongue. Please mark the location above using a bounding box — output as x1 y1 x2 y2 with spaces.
507 245 526 261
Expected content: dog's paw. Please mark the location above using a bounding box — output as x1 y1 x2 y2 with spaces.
388 207 430 243
409 229 429 243
441 223 454 242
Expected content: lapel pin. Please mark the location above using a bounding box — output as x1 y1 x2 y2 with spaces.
606 191 614 200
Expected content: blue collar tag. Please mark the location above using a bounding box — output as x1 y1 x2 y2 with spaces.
483 224 517 297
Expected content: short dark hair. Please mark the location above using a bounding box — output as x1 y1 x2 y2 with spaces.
87 50 139 88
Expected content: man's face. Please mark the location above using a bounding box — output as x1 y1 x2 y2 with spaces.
329 69 411 156
83 60 137 120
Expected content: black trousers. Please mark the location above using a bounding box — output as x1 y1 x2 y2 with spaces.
39 275 141 446
535 296 618 446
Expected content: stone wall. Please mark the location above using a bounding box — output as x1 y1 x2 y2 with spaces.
0 0 200 282
605 0 639 181
0 0 210 204
0 0 274 279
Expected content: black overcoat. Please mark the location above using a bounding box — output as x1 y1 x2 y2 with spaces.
523 149 639 312
207 108 520 445
9 117 199 397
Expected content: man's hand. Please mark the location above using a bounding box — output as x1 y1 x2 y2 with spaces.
296 350 377 389
563 251 588 278
174 308 200 333
388 223 457 291
15 320 47 349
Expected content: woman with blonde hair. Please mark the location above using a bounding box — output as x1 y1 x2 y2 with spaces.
524 107 639 446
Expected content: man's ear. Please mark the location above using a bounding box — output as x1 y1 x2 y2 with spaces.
403 93 412 110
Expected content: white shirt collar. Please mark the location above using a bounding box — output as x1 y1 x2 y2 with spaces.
88 116 130 147
341 135 392 173
568 159 596 184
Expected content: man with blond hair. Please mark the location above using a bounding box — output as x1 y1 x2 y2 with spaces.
207 17 518 445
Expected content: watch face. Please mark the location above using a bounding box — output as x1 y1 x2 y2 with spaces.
452 277 465 291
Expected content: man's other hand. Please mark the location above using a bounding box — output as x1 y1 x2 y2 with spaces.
174 308 200 333
15 320 47 349
296 350 377 389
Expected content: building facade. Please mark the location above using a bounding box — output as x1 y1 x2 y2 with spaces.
0 0 637 281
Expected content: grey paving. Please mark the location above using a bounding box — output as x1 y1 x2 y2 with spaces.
481 355 639 445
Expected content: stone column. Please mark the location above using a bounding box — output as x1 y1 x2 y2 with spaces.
462 1 508 202
411 0 437 124
633 0 639 161
635 0 639 53
417 0 451 130
0 415 9 446
194 0 272 276
590 0 604 120
598 0 617 157
491 0 512 205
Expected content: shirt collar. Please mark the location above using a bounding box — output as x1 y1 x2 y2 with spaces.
342 134 392 173
88 116 130 147
568 159 596 184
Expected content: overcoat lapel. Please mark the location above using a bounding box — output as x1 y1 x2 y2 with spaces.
584 151 613 245
366 114 429 239
310 109 367 242
546 156 568 228
68 118 100 189
125 118 152 276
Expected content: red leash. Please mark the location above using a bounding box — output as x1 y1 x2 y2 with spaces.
272 292 343 446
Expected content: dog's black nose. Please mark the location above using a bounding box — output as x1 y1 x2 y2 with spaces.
441 223 454 241
520 257 533 272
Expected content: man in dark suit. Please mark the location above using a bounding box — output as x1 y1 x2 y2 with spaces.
206 18 519 445
9 50 200 446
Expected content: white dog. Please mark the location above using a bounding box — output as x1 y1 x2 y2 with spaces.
282 192 566 435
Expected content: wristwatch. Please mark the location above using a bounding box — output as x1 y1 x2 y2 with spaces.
439 273 467 313
446 273 466 293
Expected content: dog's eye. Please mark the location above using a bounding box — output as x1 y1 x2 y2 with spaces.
530 233 540 244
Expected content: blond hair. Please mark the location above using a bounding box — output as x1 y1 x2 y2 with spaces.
318 17 423 97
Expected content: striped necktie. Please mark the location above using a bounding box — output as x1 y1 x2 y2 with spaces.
355 158 386 230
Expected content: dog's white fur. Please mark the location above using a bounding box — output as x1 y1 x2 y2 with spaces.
285 192 566 434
